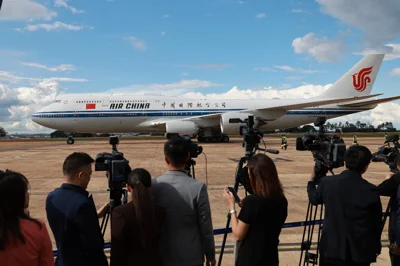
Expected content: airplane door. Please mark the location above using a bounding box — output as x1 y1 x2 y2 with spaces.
73 111 78 121
102 96 110 107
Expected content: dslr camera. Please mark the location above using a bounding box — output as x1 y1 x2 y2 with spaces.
296 117 346 177
95 136 131 206
371 134 400 173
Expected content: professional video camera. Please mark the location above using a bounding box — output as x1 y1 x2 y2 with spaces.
182 136 203 178
218 115 279 266
298 117 346 266
296 117 346 179
371 134 400 174
94 136 131 235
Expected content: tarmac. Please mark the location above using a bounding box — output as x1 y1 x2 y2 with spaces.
0 136 394 265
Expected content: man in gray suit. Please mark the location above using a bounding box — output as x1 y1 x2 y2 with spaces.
151 137 216 266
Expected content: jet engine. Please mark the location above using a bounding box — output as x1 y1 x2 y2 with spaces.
165 120 199 137
220 112 257 135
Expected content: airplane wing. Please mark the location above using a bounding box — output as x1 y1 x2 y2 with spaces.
143 94 379 129
246 94 382 112
337 95 400 108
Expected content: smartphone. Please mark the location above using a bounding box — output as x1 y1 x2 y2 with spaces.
227 187 241 203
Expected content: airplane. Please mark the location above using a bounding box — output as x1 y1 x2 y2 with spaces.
31 54 400 145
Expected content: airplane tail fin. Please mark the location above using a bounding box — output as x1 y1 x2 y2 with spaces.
319 54 384 98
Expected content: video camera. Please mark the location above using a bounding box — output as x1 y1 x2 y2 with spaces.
95 136 131 206
181 136 203 178
296 117 346 178
371 134 400 173
182 135 203 159
229 115 279 195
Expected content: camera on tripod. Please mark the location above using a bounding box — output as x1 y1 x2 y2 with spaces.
218 115 279 266
229 115 279 195
95 136 131 206
296 117 346 178
371 134 400 173
181 136 203 178
94 136 132 236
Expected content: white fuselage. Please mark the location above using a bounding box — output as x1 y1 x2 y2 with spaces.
31 94 373 134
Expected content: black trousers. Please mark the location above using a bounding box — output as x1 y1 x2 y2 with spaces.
320 256 370 266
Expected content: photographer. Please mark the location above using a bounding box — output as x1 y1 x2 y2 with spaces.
377 154 400 265
151 137 216 266
46 152 109 266
307 145 382 266
222 153 288 266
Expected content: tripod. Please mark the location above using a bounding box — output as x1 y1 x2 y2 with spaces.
185 159 196 179
299 168 334 266
100 188 128 237
218 156 247 266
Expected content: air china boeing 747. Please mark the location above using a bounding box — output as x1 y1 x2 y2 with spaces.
31 54 400 144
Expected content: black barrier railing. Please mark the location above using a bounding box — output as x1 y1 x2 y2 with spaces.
51 215 390 256
52 219 324 256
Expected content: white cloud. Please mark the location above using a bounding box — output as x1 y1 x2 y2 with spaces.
390 68 400 76
161 32 166 36
256 13 266 18
126 36 146 51
108 79 223 96
0 80 68 133
274 65 322 74
54 0 84 14
21 21 84 31
292 32 347 62
162 14 170 18
0 0 57 21
316 0 400 48
355 43 400 61
21 62 76 72
183 84 328 100
0 71 87 84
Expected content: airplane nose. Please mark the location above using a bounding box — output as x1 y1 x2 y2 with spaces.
31 112 40 124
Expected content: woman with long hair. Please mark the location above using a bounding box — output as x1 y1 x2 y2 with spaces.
0 170 54 266
110 168 165 266
223 153 288 266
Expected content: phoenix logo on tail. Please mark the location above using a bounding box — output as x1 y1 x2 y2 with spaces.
352 66 373 92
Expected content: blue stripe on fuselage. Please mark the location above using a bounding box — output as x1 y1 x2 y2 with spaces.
31 108 367 118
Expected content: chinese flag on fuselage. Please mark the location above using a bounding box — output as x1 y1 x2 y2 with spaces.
86 103 96 109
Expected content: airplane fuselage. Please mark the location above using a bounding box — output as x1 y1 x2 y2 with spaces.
31 94 373 134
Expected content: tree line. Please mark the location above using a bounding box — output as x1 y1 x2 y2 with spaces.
280 121 397 133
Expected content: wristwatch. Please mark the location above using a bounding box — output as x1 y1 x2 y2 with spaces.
229 209 236 215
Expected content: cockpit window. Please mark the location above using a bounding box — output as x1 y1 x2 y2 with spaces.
54 100 61 103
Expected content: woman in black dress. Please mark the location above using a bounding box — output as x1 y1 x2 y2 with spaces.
223 153 288 266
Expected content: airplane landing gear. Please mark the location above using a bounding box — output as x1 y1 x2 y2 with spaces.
66 133 75 145
197 135 229 143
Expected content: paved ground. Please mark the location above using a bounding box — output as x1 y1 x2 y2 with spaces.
0 136 395 265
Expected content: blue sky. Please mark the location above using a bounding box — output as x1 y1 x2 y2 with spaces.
1 0 400 132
